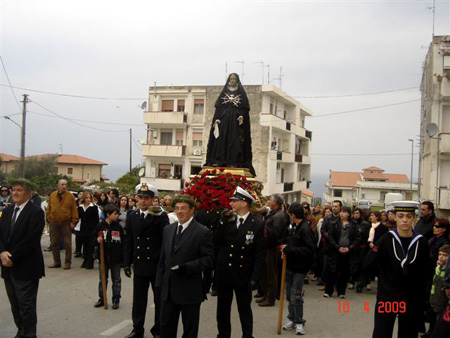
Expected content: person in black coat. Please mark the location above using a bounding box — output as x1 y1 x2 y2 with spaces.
280 202 316 334
123 183 169 338
324 206 360 298
429 218 450 264
0 179 45 338
78 192 100 269
349 208 371 289
214 187 266 338
155 196 214 338
415 201 437 242
364 201 433 338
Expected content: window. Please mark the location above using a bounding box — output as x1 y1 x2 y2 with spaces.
270 103 274 114
159 164 171 178
191 165 202 175
161 100 174 112
177 100 185 112
194 99 204 114
334 189 342 197
160 131 173 145
86 172 90 180
192 131 203 147
176 130 183 146
174 164 183 178
67 167 73 175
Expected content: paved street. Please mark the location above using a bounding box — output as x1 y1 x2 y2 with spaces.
1 235 382 338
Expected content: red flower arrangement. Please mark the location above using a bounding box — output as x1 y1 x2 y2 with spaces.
182 168 255 212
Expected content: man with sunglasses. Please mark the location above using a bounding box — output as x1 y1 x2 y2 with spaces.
0 186 12 211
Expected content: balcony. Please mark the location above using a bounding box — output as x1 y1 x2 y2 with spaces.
284 182 294 192
439 188 450 209
141 177 183 192
143 111 187 126
277 151 282 161
295 154 311 164
142 144 185 157
305 130 313 141
439 134 450 154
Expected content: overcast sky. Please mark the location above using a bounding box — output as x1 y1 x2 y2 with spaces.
1 0 449 192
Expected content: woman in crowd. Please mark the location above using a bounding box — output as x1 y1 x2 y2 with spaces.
301 201 317 233
349 208 371 290
385 210 397 230
357 210 388 292
429 218 450 263
128 196 137 211
316 206 332 288
97 191 109 208
324 206 360 299
117 195 130 232
77 192 100 269
381 211 389 227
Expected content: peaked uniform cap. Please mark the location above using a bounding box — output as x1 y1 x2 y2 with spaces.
391 201 420 212
135 183 158 197
230 186 255 205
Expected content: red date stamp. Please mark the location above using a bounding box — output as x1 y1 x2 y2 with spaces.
376 301 406 314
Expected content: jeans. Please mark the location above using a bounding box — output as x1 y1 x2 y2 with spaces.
285 271 305 324
98 263 121 300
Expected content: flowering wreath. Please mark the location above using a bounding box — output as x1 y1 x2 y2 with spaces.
183 168 255 212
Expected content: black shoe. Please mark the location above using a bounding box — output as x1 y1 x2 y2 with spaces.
85 264 94 269
124 331 144 338
210 289 218 296
112 299 120 309
81 261 87 268
94 299 104 308
254 292 263 298
44 247 51 252
74 252 82 258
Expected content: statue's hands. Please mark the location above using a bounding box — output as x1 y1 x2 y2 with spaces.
237 116 244 125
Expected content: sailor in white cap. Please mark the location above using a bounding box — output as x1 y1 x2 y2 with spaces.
213 187 266 338
123 183 169 338
363 201 433 338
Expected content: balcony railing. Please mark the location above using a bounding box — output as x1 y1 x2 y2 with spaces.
142 144 185 157
143 111 187 125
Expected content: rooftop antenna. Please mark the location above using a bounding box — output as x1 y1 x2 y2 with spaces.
153 81 157 98
58 143 63 155
273 66 284 90
234 61 245 82
427 0 436 37
254 61 265 84
266 64 271 84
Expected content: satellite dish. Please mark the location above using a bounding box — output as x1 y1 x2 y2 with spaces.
138 168 145 177
139 138 145 145
426 123 438 137
140 101 147 110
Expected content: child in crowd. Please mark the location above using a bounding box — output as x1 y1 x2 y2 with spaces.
429 244 450 336
93 204 124 310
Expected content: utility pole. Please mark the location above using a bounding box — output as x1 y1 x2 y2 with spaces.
408 139 414 198
20 94 29 178
129 128 132 173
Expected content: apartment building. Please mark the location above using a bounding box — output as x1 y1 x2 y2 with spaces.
141 83 313 203
420 35 450 217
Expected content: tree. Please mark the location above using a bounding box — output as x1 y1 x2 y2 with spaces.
23 155 58 179
30 174 80 196
116 164 143 187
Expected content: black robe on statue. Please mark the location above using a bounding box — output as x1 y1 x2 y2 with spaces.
205 73 256 176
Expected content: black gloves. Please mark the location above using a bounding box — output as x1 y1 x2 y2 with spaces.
248 280 258 291
124 266 132 278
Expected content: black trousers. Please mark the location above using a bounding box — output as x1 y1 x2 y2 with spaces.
4 275 39 338
372 300 419 338
79 234 94 266
160 299 200 338
132 274 160 336
216 284 253 338
325 254 350 296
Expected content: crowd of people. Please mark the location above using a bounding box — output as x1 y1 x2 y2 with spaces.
1 178 450 338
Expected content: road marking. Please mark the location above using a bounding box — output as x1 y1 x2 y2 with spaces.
100 319 132 336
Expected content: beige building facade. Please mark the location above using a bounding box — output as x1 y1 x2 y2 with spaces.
141 84 313 203
420 36 450 217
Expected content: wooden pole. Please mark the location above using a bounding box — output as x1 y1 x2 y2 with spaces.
100 240 108 309
277 248 287 334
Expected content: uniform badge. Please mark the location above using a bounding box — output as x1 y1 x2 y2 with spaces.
245 231 254 245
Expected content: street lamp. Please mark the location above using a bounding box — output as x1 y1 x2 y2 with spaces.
408 139 414 198
3 116 21 129
3 113 26 178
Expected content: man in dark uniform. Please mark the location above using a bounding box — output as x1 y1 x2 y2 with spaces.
214 187 266 338
364 201 433 338
124 183 169 338
0 179 45 338
415 201 436 241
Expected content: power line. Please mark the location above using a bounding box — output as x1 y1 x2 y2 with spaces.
295 86 419 99
28 111 143 126
308 99 420 118
0 56 22 111
32 101 130 133
0 83 146 101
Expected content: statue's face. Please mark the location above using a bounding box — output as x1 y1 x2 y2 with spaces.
229 74 237 86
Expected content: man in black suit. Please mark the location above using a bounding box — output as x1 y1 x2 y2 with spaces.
214 187 266 338
156 196 214 338
123 183 169 338
0 179 45 338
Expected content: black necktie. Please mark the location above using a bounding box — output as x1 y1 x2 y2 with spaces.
10 207 20 235
238 217 244 229
141 212 145 221
177 225 183 235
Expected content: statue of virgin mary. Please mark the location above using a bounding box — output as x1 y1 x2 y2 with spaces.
205 73 256 176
